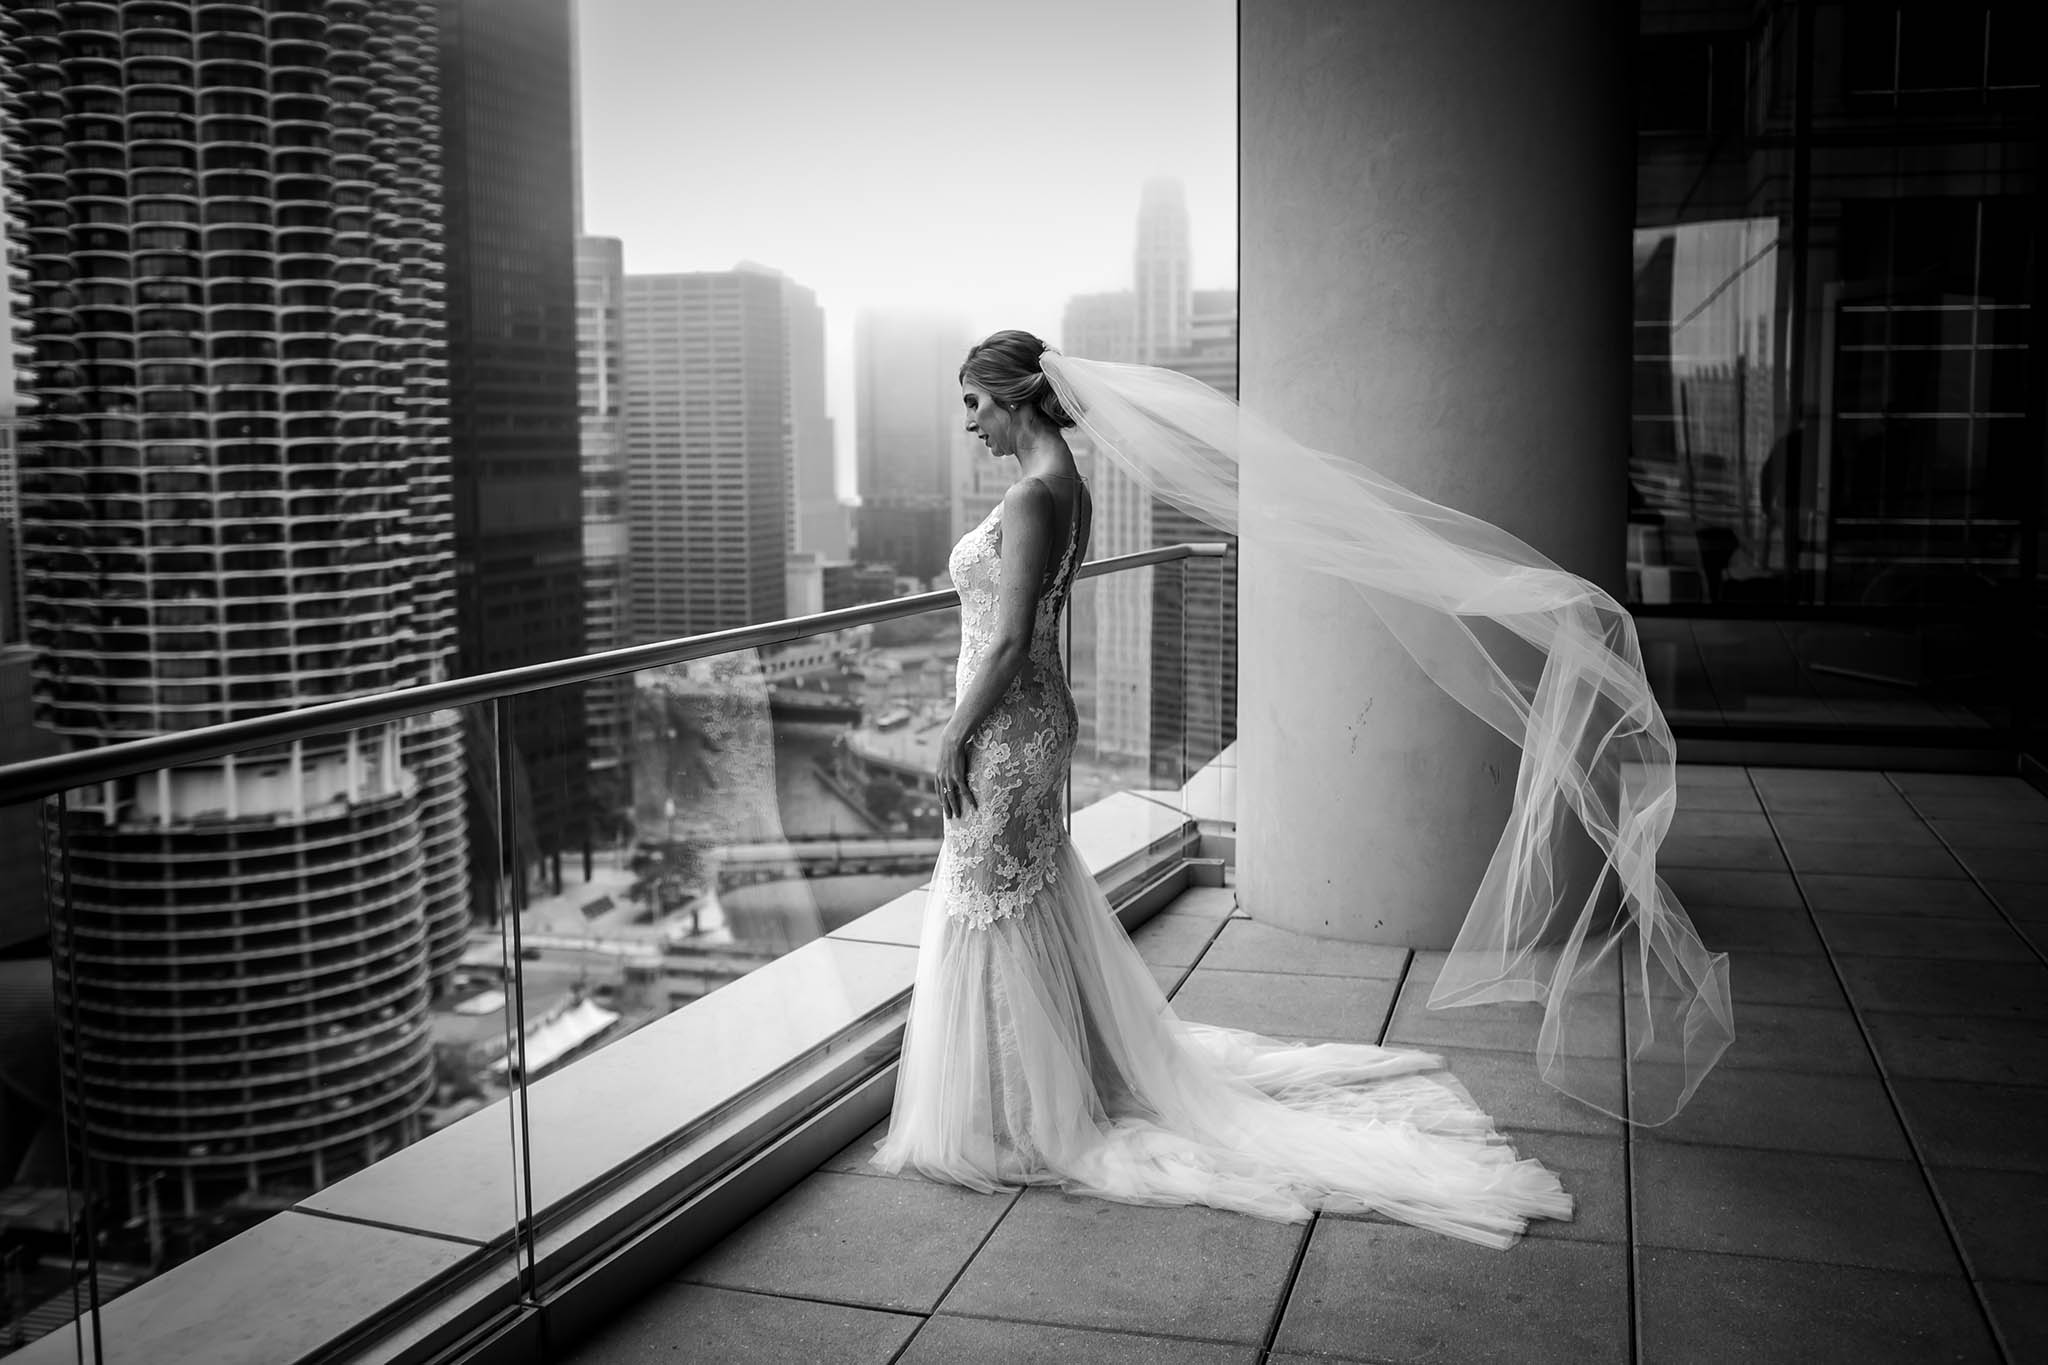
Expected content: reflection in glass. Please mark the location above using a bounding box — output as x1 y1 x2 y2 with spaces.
1631 2 2039 743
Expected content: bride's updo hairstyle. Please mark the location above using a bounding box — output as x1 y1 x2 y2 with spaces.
959 330 1078 430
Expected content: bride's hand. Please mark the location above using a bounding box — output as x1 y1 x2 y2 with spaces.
935 725 974 821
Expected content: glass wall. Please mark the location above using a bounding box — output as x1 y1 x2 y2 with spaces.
1630 0 2042 758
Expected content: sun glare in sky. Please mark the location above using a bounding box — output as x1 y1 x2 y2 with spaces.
574 0 1237 483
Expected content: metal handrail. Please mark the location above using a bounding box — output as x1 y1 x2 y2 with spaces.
0 542 1233 805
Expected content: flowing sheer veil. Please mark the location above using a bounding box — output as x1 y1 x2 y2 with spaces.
1040 351 1734 1124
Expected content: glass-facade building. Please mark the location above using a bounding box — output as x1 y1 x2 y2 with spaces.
1630 0 2042 764
0 0 464 1223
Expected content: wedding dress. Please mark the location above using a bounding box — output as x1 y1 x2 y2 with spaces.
871 477 1572 1249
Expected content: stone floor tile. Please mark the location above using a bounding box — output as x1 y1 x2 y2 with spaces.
1757 788 1919 817
1864 1013 2048 1086
1955 846 2048 884
571 1283 919 1364
1796 873 1998 918
1170 968 1398 1043
1635 1249 1999 1365
1987 879 2048 921
2016 920 2048 959
1508 1130 1626 1245
817 1121 892 1177
1631 1067 1910 1159
1837 958 2048 1019
1924 1166 2048 1284
1128 910 1225 969
1906 793 2048 824
1663 865 1803 909
1151 963 1187 997
898 1315 1255 1365
679 1171 1013 1312
1982 1281 2048 1364
1676 764 1757 787
1167 886 1241 924
1928 818 2048 851
1273 1221 1627 1365
1669 809 1775 840
1661 834 1788 871
1716 951 1849 1008
1751 768 1900 797
1783 839 1967 879
1632 1144 1959 1274
1687 1001 1873 1076
941 1188 1303 1343
1892 1080 2048 1172
1684 903 1825 955
1421 1044 1623 1137
1626 949 1844 1009
1672 784 1765 813
1889 772 2042 800
1772 811 1940 844
1384 978 1620 1058
1814 910 2036 961
1199 920 1410 979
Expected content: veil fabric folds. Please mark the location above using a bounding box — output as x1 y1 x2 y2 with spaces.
1040 352 1734 1124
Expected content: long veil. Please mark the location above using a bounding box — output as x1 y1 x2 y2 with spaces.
1041 352 1734 1124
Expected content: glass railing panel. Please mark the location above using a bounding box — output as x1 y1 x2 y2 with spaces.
1159 548 1235 793
1066 557 1163 812
5 699 527 1357
490 605 960 1241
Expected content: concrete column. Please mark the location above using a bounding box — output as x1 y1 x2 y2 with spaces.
1239 0 1633 945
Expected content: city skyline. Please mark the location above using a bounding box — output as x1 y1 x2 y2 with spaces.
571 0 1237 492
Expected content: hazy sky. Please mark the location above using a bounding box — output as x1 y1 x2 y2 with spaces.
574 0 1236 487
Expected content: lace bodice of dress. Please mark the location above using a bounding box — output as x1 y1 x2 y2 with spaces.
938 481 1087 930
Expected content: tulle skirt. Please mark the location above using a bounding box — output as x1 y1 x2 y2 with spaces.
871 837 1573 1249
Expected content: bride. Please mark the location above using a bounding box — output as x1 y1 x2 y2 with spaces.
869 330 1587 1248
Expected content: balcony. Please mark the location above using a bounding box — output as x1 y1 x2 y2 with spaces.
2 539 2043 1363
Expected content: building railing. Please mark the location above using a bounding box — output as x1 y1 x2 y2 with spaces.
0 542 1234 1363
0 542 1231 807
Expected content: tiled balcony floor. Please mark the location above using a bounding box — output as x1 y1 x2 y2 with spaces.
567 768 2047 1364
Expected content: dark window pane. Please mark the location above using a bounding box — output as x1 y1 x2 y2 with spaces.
1843 5 1898 93
1986 5 2043 86
1897 5 1986 90
1640 36 1714 132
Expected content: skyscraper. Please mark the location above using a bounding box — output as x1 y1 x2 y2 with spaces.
436 0 588 889
0 164 55 953
1063 178 1198 763
576 236 631 804
623 268 798 640
1150 289 1239 782
855 309 974 583
2 0 466 1213
782 275 844 559
1134 177 1192 361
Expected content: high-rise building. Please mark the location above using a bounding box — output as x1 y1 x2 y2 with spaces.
1060 291 1138 368
1135 178 1192 362
1064 190 1237 774
575 236 631 805
854 310 974 583
436 0 588 890
623 268 797 639
1 0 468 1214
1066 178 1197 763
0 161 55 954
782 274 844 559
1150 289 1238 782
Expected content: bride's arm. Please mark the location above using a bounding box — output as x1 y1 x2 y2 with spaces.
935 480 1055 816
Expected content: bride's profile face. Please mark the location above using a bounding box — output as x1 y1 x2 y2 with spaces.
961 381 1012 457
